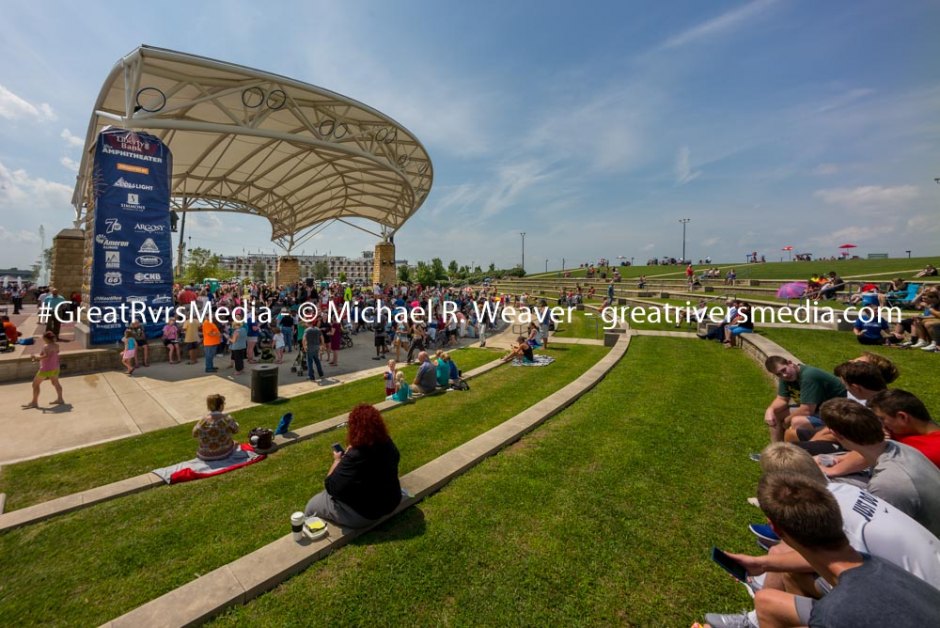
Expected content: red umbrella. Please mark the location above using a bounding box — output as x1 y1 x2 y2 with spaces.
782 246 793 251
838 244 857 249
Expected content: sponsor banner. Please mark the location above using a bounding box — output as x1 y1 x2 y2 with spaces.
90 128 174 344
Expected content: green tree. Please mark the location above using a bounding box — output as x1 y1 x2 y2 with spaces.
339 272 348 283
488 262 496 273
415 261 435 286
447 259 459 276
312 260 329 280
397 264 412 283
431 258 447 280
182 248 236 283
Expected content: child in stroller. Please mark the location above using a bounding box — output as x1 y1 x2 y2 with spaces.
255 325 276 363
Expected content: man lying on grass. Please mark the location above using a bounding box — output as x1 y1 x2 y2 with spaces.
763 356 846 443
700 443 940 628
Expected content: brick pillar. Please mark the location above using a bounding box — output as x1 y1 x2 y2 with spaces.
373 241 396 287
51 228 86 300
278 256 300 286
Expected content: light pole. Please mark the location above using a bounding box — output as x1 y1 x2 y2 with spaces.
906 250 911 259
545 258 548 273
679 218 691 263
520 232 526 271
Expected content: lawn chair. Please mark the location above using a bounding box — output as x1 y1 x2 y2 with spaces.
885 283 923 308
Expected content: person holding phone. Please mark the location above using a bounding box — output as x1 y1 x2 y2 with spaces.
303 404 402 528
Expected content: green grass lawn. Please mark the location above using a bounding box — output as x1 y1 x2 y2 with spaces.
0 344 608 627
211 336 769 626
552 308 606 339
760 327 940 409
0 347 499 511
522 256 938 282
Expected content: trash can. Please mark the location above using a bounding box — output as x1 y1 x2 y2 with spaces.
251 364 279 403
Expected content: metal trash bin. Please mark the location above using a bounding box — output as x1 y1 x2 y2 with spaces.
251 364 279 403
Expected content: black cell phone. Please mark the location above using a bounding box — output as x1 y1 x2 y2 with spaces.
711 547 748 582
331 442 345 455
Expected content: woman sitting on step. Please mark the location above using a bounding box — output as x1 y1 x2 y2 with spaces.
304 404 402 528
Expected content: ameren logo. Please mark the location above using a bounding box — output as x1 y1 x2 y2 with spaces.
134 223 166 233
96 234 130 248
113 177 155 192
134 272 163 283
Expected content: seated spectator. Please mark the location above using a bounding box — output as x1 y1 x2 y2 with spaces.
434 350 451 388
914 263 938 278
636 275 647 289
820 398 940 536
818 271 845 300
703 471 940 628
304 404 402 528
502 335 535 363
412 351 438 394
763 356 846 442
909 290 940 351
388 371 412 402
192 394 239 461
869 389 940 468
854 351 899 384
698 299 738 342
847 283 879 306
723 301 754 348
852 309 896 345
2 315 20 345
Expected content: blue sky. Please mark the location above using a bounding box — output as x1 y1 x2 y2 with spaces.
1 0 938 272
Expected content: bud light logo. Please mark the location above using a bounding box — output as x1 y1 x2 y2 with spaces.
104 272 122 286
113 177 155 192
135 255 162 268
134 272 163 283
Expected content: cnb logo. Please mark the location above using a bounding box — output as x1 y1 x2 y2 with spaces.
134 272 162 283
104 272 122 286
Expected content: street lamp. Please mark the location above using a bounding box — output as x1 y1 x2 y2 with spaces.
520 232 526 271
678 218 691 263
906 250 911 259
545 258 548 273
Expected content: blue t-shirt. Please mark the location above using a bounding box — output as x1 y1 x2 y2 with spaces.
854 317 887 340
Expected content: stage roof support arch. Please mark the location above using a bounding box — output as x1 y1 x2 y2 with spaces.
71 45 433 252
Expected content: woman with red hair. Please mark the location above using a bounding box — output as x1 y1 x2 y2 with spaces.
304 404 402 527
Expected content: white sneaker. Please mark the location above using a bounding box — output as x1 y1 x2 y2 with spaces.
912 339 929 348
921 342 938 352
898 340 914 348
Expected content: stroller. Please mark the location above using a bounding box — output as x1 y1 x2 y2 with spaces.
255 327 276 363
290 345 308 377
340 323 354 349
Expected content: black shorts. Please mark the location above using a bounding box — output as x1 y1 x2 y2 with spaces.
163 338 177 346
374 336 386 347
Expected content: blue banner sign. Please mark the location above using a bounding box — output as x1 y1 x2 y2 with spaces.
89 128 173 345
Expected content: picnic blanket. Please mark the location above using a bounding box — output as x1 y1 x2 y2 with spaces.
511 355 555 367
152 444 266 484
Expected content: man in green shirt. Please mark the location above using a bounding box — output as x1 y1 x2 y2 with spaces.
763 355 846 442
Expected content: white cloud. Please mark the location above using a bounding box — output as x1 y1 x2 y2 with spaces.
480 160 550 218
658 0 779 50
0 84 56 121
0 226 40 243
0 161 72 209
675 146 702 185
60 128 85 148
813 185 919 208
816 88 875 114
60 156 79 172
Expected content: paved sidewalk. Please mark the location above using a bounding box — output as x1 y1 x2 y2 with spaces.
0 326 510 466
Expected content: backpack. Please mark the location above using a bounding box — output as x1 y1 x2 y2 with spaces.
450 379 470 391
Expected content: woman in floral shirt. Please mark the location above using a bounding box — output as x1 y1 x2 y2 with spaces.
192 394 239 460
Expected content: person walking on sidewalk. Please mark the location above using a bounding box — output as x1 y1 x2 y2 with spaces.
23 331 65 408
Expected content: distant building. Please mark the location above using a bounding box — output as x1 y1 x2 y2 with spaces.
215 253 407 284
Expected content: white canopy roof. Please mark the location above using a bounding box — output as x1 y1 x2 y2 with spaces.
72 46 433 250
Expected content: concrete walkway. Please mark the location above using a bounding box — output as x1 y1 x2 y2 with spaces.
0 325 512 466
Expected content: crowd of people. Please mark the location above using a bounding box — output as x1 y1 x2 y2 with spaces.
697 348 940 627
